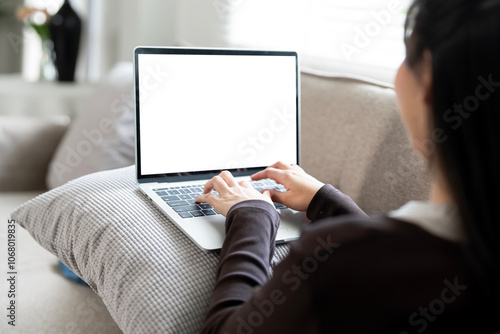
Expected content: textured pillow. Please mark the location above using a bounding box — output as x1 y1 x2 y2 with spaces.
11 165 290 334
0 115 69 191
46 62 135 189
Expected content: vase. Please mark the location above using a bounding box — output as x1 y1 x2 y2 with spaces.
39 39 56 81
49 0 81 82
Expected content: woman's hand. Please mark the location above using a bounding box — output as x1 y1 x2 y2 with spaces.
196 170 273 216
251 161 325 212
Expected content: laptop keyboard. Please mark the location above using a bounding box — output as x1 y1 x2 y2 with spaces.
153 179 287 219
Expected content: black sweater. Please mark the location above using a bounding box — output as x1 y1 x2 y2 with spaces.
200 185 495 333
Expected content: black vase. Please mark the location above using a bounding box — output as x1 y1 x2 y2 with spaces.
49 0 81 82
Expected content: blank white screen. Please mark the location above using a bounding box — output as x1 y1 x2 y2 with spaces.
138 52 298 176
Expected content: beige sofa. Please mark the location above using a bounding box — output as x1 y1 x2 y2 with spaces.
0 72 431 334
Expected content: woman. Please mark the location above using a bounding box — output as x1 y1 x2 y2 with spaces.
197 0 500 332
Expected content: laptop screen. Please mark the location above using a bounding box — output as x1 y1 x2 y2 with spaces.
135 48 299 182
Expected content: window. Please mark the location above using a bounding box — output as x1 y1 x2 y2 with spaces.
20 0 411 85
179 0 412 86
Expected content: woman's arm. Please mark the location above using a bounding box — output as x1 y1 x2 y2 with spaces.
200 200 366 333
196 168 366 333
306 184 368 221
201 200 279 333
201 201 320 334
196 170 319 333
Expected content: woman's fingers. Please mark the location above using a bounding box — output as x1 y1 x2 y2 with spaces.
198 174 231 208
270 160 303 171
239 179 252 188
251 161 325 211
252 161 302 182
219 170 238 187
203 175 230 195
202 171 249 197
251 167 288 183
196 192 218 205
264 188 286 203
273 160 296 169
197 171 273 216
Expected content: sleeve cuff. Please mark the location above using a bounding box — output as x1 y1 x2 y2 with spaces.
306 184 367 221
225 200 281 261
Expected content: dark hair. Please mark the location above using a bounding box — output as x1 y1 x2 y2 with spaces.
404 0 500 302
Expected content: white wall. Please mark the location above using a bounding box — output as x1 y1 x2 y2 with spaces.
176 0 229 47
87 0 177 81
117 0 177 61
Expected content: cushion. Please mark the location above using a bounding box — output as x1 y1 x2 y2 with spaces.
11 165 290 334
0 115 69 191
0 191 122 333
46 62 136 189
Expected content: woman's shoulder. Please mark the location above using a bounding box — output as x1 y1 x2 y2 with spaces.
278 214 476 332
288 213 468 289
298 213 461 252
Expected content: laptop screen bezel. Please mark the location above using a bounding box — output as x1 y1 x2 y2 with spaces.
134 47 300 184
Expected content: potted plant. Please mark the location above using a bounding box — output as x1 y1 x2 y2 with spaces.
16 4 54 80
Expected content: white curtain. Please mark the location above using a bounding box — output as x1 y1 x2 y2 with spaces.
177 0 412 86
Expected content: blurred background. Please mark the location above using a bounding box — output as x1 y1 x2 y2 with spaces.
0 0 413 190
0 0 415 168
1 0 411 85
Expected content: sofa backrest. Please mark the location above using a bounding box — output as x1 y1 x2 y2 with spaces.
300 73 432 215
1 71 432 215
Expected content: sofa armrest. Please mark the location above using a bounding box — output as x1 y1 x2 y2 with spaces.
0 115 69 191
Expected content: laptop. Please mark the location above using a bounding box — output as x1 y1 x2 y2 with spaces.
134 47 305 252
